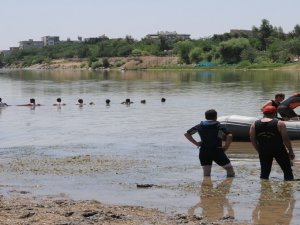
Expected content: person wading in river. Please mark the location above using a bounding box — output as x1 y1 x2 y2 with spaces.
250 105 295 180
184 109 235 177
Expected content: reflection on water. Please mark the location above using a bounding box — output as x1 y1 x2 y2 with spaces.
188 177 234 222
252 181 295 225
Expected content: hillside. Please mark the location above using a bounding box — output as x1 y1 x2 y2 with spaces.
17 56 300 71
10 56 180 70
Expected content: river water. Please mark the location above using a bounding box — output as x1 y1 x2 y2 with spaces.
1 69 300 224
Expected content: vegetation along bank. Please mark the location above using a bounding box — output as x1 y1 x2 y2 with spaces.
1 19 300 70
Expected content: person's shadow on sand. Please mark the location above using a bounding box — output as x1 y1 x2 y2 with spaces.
188 177 234 222
252 180 295 225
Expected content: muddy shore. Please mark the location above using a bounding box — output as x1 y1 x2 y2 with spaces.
0 153 251 225
0 192 247 225
1 145 299 225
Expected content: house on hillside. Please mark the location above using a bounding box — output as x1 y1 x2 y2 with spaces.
230 29 252 36
42 36 60 46
0 47 19 56
84 35 109 43
19 39 44 49
146 31 190 40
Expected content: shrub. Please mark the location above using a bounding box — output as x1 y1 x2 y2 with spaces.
91 61 103 69
102 58 109 68
237 60 251 68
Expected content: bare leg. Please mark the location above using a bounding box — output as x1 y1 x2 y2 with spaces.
202 165 212 176
222 163 235 177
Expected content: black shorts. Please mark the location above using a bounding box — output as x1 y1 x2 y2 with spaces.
199 147 230 166
277 105 297 118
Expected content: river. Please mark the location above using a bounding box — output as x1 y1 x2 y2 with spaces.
0 69 300 224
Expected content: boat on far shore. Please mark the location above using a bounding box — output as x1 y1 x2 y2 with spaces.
218 115 300 141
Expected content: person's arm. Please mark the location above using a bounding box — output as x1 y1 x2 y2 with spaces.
184 132 201 148
278 121 295 160
17 104 31 106
223 133 232 151
249 123 258 151
260 100 272 111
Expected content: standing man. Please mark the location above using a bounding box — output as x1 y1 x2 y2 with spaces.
250 105 295 180
184 109 235 177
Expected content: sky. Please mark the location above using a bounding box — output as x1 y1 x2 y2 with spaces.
1 0 300 50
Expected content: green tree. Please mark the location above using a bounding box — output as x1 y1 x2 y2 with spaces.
102 58 109 68
286 38 300 56
117 45 132 56
240 47 257 63
268 39 286 62
88 56 98 67
125 35 135 44
255 19 274 50
291 24 300 38
174 40 194 64
77 45 90 58
159 36 170 51
0 53 4 67
219 38 250 64
131 49 143 56
189 47 203 63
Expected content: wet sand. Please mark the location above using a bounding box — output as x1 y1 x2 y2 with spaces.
0 154 246 225
1 143 300 225
0 192 249 225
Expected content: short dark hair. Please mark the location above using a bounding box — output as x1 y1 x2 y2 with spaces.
275 93 285 98
78 99 83 104
205 109 217 120
57 98 61 102
30 98 35 103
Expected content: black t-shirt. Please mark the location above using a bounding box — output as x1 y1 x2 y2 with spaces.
254 119 285 150
187 120 230 149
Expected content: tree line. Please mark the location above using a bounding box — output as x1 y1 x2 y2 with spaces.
1 19 300 69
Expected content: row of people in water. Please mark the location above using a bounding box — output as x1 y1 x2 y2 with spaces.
261 92 300 120
0 97 167 107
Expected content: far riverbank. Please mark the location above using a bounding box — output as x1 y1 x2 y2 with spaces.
2 56 300 71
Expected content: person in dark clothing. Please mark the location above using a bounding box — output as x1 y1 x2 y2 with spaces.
277 93 300 120
53 98 66 106
184 109 235 177
250 105 295 180
0 98 8 107
17 98 41 107
260 93 285 111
